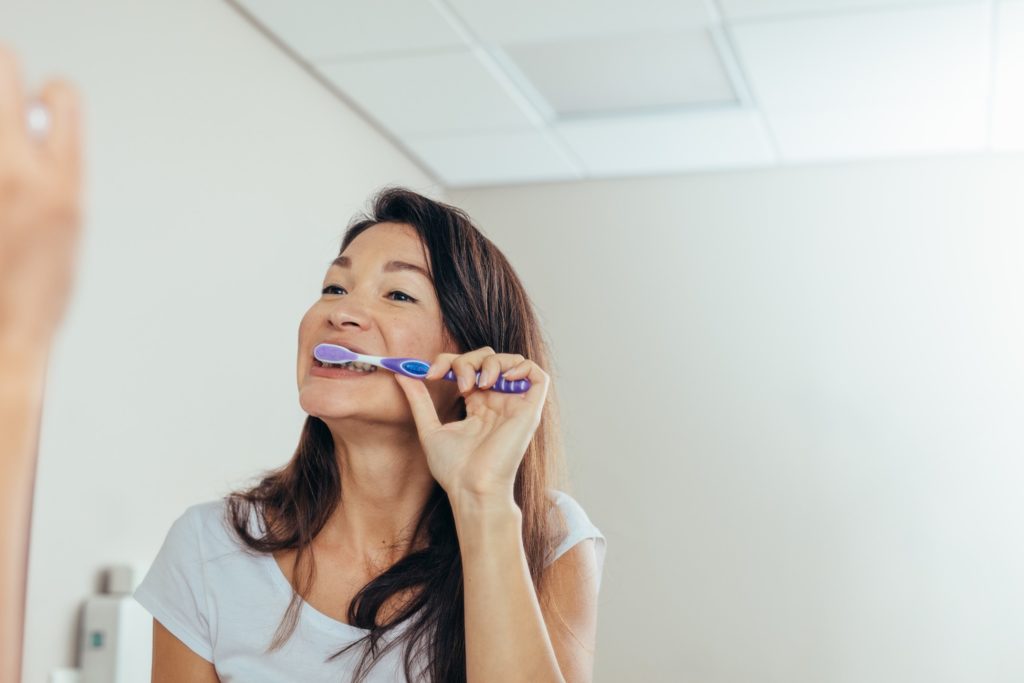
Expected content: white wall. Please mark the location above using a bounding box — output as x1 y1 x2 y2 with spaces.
0 2 439 681
450 156 1024 683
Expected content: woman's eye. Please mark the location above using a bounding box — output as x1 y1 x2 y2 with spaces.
322 285 345 295
388 290 417 303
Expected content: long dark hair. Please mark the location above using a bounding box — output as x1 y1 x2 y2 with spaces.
224 187 569 682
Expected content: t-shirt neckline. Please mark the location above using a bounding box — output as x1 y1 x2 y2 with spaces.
260 550 379 638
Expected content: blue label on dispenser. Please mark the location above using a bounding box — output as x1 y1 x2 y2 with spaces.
90 630 104 648
401 360 430 376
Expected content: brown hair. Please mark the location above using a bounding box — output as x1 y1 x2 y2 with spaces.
224 187 569 682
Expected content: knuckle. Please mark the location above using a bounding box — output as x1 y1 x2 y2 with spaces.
42 78 79 104
52 196 81 226
0 47 18 73
0 172 18 201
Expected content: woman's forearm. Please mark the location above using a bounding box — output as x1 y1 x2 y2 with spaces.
0 342 50 683
452 494 565 683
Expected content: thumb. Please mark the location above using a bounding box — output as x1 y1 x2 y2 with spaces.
394 373 442 436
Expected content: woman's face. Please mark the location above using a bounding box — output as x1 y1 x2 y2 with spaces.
297 222 460 425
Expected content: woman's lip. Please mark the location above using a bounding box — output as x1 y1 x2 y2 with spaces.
309 364 379 379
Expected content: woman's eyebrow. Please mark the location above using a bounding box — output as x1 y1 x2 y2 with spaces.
331 255 431 281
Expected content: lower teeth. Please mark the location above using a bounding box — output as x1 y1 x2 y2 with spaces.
323 363 374 372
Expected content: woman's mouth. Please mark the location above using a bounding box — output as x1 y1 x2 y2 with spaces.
310 358 380 378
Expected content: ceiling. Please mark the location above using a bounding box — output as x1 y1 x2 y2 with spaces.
231 0 1024 189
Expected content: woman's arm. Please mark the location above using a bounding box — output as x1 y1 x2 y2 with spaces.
453 493 600 683
0 344 49 683
151 619 221 683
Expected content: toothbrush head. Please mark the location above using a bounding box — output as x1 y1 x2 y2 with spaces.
313 343 360 364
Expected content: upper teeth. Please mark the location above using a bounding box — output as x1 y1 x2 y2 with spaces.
322 360 377 372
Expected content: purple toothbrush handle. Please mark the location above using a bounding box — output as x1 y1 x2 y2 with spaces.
378 357 531 393
441 369 531 394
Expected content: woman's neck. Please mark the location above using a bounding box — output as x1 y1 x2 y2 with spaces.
319 421 437 568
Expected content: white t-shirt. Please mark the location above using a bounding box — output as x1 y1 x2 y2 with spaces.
133 490 606 682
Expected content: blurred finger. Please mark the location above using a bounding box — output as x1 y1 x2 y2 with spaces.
37 79 82 187
0 46 27 147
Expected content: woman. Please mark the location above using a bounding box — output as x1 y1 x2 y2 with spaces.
135 188 607 682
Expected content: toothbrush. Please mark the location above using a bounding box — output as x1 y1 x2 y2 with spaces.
313 343 532 394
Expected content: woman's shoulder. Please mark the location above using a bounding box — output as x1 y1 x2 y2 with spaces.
544 488 606 571
546 488 598 525
177 496 252 559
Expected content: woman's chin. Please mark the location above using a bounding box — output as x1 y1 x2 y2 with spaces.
298 391 360 418
299 394 404 424
302 402 354 418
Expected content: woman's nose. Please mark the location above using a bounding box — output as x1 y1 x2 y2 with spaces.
325 296 370 329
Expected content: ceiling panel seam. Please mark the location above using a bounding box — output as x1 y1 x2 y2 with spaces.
428 0 589 177
724 0 990 25
985 0 999 149
221 0 445 187
705 0 784 161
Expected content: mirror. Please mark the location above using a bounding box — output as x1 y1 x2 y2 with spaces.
3 2 1021 681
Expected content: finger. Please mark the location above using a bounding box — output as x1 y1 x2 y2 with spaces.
393 373 442 436
451 346 500 392
479 353 525 389
424 352 458 381
0 46 27 147
457 346 498 390
505 362 550 418
504 360 549 394
477 355 504 389
451 355 481 394
37 79 82 188
503 360 532 379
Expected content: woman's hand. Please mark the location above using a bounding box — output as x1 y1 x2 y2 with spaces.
0 46 84 353
393 346 550 506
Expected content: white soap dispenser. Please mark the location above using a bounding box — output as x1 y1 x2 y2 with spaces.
78 565 152 683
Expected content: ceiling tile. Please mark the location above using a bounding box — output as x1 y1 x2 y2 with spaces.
992 0 1024 151
730 3 992 161
316 50 535 137
503 30 736 117
404 130 582 187
556 108 776 175
445 0 712 44
720 0 986 21
236 0 465 60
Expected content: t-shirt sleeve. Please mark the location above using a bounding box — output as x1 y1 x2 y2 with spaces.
133 506 215 662
546 491 607 592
